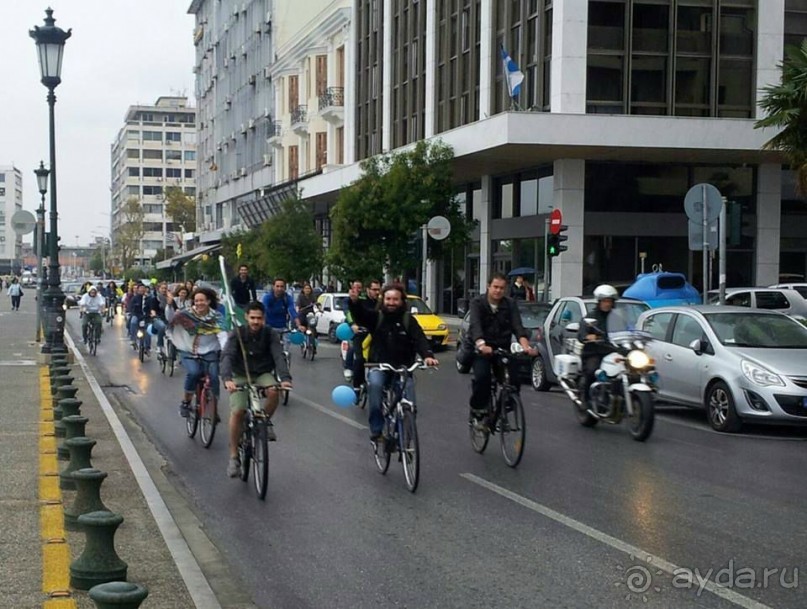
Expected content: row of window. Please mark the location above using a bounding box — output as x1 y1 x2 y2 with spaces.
125 149 196 162
132 112 194 124
123 186 196 197
127 167 195 179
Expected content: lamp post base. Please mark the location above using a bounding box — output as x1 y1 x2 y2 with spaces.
41 286 67 354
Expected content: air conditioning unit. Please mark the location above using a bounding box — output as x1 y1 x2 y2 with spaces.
240 167 247 177
263 153 272 166
232 5 239 16
248 119 255 130
231 131 237 141
248 74 256 85
240 123 247 134
156 177 163 182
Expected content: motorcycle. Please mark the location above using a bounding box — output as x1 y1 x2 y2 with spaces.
553 311 657 441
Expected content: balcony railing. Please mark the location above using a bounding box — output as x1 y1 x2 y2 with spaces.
291 105 308 125
318 87 344 111
269 120 282 138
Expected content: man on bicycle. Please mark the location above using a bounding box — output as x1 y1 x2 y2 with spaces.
221 301 292 477
127 283 152 353
230 264 257 310
79 286 106 344
261 278 302 340
468 272 535 425
345 280 380 391
347 283 438 452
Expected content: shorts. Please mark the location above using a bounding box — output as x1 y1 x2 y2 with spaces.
228 372 278 412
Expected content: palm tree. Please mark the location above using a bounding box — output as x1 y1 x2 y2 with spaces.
756 41 807 195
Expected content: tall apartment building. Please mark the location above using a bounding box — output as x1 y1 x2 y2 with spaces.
110 97 197 266
188 0 275 239
0 166 23 274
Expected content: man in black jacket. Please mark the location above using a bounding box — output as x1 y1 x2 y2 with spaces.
348 283 438 450
577 284 618 408
230 264 258 309
221 301 292 477
468 272 535 422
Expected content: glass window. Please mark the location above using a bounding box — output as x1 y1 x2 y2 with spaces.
720 8 754 56
143 149 162 160
165 150 182 161
642 312 674 341
127 149 140 159
556 302 582 327
127 130 140 140
501 182 514 218
520 179 538 216
143 131 163 141
632 3 669 53
588 1 625 51
166 168 182 178
631 55 666 103
726 292 752 307
755 292 790 310
128 167 140 177
142 186 163 196
143 167 163 177
127 185 140 197
184 151 196 161
676 5 713 55
675 56 711 107
165 132 182 142
587 55 624 104
671 315 704 347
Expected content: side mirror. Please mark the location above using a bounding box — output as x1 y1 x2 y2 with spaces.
583 317 597 325
689 338 705 355
411 306 419 315
565 322 580 333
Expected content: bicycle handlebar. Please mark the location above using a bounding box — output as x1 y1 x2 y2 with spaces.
365 362 436 373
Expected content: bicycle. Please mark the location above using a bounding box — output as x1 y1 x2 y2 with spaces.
276 329 294 406
158 336 177 377
367 361 433 493
105 297 116 325
85 314 102 356
133 319 148 363
300 312 319 361
185 355 219 448
235 383 285 500
469 344 528 468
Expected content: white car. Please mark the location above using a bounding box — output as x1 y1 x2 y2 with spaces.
315 292 350 342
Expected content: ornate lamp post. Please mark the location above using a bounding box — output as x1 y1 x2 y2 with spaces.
30 8 71 354
34 161 49 342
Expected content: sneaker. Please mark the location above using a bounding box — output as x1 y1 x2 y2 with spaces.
370 433 385 454
267 424 277 442
226 457 240 478
179 401 191 418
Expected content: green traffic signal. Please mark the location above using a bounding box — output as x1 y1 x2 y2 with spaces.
547 225 569 258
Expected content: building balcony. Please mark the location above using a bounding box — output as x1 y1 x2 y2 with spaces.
269 121 284 148
291 105 308 135
318 87 344 124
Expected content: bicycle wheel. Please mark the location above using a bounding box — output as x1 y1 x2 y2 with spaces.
138 339 145 363
185 397 199 438
89 331 97 356
252 423 269 500
159 351 167 374
400 410 420 492
308 337 317 361
200 388 218 448
374 423 391 474
469 410 490 454
238 423 251 482
167 344 176 377
499 390 526 468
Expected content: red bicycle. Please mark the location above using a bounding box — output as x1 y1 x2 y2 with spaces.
185 355 219 448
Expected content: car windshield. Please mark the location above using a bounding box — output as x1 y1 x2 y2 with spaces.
333 297 348 311
791 286 807 299
518 303 550 329
408 299 433 315
585 301 648 330
704 312 807 348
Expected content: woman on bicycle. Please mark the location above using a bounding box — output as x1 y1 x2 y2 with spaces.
296 283 316 329
167 286 228 418
169 285 193 311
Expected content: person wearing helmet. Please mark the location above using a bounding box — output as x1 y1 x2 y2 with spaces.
79 286 106 344
577 284 619 409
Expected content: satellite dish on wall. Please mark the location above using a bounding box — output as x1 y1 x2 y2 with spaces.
11 210 36 235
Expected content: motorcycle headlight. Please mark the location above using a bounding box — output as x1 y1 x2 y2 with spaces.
627 350 652 370
741 360 785 387
136 330 144 339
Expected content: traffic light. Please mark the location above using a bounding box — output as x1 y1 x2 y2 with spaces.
547 225 568 257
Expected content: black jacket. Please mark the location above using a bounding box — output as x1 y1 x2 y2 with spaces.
220 326 291 382
347 300 433 367
509 283 527 300
128 293 150 321
578 306 610 341
468 295 529 350
230 276 257 307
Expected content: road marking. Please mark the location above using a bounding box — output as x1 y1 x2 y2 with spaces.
65 333 222 609
461 473 775 609
293 393 368 430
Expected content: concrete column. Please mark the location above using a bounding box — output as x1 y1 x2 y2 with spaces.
425 260 438 311
478 175 493 289
755 0 785 120
424 0 438 137
382 0 393 151
344 19 357 164
551 159 585 298
755 163 782 285
478 0 494 120
550 0 587 114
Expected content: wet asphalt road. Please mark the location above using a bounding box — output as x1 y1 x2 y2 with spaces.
69 312 807 609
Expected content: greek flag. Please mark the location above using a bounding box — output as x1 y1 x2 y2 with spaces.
500 45 524 99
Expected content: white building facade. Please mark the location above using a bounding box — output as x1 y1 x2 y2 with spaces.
110 97 197 266
0 166 24 274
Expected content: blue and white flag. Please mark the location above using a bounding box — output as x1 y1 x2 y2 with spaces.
500 45 524 99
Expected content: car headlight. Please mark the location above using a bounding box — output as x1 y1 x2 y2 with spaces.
741 360 785 387
437 324 447 331
626 350 651 370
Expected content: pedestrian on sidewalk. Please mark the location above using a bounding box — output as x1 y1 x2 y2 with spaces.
7 277 23 311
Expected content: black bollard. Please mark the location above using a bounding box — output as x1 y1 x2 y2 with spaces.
58 415 88 461
49 364 70 377
51 374 74 397
60 437 96 491
54 397 82 428
53 384 80 414
64 468 109 531
69 511 127 590
88 581 148 609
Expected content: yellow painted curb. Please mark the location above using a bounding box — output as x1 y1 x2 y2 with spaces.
43 597 76 609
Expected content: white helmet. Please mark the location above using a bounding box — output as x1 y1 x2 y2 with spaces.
593 284 618 302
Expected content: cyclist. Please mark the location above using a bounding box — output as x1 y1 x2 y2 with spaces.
344 280 380 390
169 284 192 312
229 264 257 310
221 301 292 477
577 284 619 407
347 282 438 452
467 272 535 426
261 278 302 336
79 286 106 344
147 282 170 356
127 283 152 354
167 286 228 418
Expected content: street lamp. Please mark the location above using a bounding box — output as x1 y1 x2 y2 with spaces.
34 161 49 342
30 8 71 354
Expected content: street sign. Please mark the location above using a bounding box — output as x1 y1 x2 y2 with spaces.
688 219 718 250
426 215 451 240
549 209 562 234
684 183 722 223
11 210 36 235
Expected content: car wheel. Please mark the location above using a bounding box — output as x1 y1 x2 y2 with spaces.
328 323 338 343
706 381 742 433
531 355 550 391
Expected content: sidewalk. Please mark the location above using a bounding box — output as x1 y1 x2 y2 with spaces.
0 296 198 608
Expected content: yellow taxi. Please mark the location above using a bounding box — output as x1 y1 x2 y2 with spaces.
407 296 449 350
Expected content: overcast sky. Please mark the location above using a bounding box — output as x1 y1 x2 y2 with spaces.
0 1 196 246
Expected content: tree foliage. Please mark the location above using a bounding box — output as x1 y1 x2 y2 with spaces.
114 197 145 272
164 186 197 231
328 140 472 283
756 41 807 194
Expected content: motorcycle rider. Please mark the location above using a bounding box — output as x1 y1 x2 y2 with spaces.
577 284 619 409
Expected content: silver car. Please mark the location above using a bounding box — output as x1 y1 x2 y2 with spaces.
636 306 807 432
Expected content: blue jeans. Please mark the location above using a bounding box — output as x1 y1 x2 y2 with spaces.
180 351 220 399
150 318 167 348
367 369 415 437
128 316 151 349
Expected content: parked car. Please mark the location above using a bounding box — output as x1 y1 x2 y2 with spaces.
406 296 450 350
539 296 650 391
637 305 807 432
315 292 350 342
706 287 807 321
769 283 807 300
62 282 83 308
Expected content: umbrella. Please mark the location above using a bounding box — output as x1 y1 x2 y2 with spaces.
508 267 536 277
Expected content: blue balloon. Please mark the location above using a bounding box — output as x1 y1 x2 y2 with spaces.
331 385 356 409
288 330 305 345
335 322 354 342
147 324 157 336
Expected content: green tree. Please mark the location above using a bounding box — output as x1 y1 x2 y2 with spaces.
89 250 104 274
114 197 145 272
328 140 472 282
756 41 807 194
164 186 197 231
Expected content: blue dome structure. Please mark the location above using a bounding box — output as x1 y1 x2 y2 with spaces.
623 272 701 308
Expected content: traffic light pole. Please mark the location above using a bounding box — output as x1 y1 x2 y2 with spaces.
542 217 550 302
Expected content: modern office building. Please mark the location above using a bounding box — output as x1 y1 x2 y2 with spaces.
0 165 23 274
110 96 197 266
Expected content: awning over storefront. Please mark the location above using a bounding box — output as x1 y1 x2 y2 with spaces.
155 243 221 270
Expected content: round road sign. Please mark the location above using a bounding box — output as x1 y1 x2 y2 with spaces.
427 215 451 241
